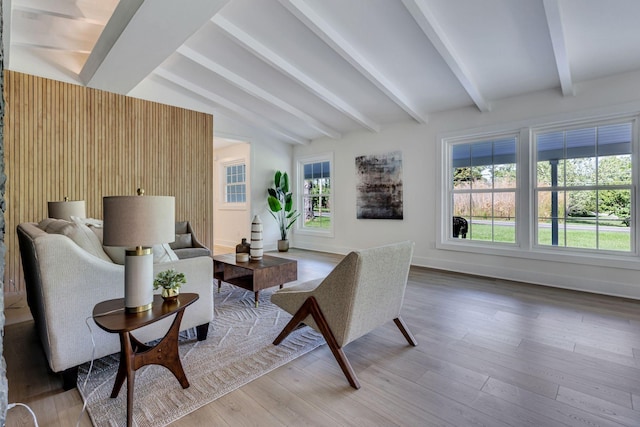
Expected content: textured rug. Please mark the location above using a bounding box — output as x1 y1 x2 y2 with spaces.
77 283 324 427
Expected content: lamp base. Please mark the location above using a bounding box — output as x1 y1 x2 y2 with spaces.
125 302 153 314
124 247 154 313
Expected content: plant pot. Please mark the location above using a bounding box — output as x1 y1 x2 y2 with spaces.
277 239 289 252
161 288 179 302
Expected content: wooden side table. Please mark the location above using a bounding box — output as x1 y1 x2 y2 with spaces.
93 293 198 427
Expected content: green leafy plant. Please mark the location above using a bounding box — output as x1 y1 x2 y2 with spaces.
153 269 186 291
267 170 301 240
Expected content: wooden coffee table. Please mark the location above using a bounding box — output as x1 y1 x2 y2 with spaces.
213 254 297 307
93 293 198 427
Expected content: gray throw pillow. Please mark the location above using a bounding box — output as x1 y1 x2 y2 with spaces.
170 233 192 249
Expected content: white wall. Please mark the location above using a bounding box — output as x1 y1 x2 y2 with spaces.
292 69 640 300
206 101 295 250
251 137 293 252
213 134 293 252
213 142 251 248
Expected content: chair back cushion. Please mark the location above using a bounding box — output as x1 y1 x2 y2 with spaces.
315 240 414 346
175 221 189 235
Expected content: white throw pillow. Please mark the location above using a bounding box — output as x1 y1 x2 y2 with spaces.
38 218 73 234
103 245 127 265
69 217 113 262
154 243 179 263
39 217 112 262
104 243 178 265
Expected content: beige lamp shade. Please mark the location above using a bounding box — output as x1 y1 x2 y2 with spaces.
103 193 175 312
48 200 86 221
103 195 175 247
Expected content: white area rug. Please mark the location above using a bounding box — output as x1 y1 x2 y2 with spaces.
77 283 324 427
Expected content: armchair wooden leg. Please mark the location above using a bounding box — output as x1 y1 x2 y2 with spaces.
393 317 418 346
274 296 361 389
273 297 314 345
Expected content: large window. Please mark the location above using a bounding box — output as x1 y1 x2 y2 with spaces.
444 115 637 259
450 134 518 243
224 162 246 204
297 155 332 233
534 121 633 252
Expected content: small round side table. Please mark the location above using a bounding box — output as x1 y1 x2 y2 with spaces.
93 293 199 427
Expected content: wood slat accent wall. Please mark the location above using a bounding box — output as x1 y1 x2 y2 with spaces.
3 71 214 294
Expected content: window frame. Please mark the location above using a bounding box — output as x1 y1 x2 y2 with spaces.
448 132 520 246
437 113 640 269
531 116 637 255
220 159 247 210
295 152 334 237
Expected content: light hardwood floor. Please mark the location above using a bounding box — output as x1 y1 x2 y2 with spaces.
5 249 640 426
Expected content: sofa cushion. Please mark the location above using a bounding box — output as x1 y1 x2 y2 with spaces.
170 233 192 249
90 226 103 243
155 243 180 263
104 243 179 264
38 218 73 234
69 217 105 245
102 245 126 264
70 217 113 262
173 247 211 259
38 218 112 262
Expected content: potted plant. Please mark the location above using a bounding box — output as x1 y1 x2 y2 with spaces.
153 268 186 301
267 170 301 252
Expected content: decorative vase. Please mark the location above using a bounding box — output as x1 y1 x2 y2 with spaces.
161 288 179 302
250 215 263 261
235 238 251 262
277 239 289 252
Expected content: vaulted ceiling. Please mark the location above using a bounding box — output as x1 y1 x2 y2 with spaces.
5 0 640 144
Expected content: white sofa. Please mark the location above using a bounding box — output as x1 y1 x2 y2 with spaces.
17 219 214 390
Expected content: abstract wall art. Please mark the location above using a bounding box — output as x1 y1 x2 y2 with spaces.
355 151 403 219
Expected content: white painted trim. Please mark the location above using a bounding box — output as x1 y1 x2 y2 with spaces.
294 152 335 238
438 111 640 269
411 254 640 300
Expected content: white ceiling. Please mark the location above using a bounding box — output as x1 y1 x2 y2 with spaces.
5 0 640 144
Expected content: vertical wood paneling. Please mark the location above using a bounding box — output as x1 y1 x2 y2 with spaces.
3 71 214 294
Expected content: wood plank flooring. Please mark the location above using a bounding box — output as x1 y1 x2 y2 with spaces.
4 249 640 426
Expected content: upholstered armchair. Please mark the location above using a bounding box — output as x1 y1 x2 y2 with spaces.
171 221 211 259
271 240 417 389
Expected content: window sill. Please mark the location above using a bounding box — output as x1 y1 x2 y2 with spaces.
437 240 640 270
218 204 247 211
295 227 334 238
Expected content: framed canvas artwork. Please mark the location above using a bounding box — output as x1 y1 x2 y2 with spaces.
355 151 403 219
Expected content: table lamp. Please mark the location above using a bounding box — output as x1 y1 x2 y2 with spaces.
48 197 86 221
103 189 175 313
